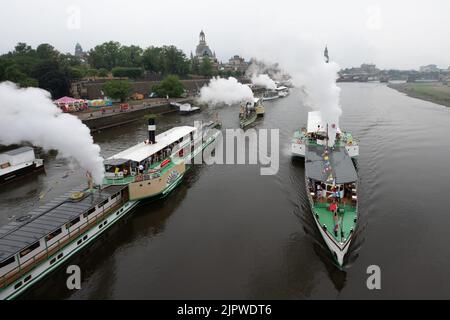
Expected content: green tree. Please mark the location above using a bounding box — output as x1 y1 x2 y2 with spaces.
58 53 83 68
1 42 73 93
19 78 38 87
152 75 184 98
13 43 33 55
142 46 163 73
4 64 27 82
111 67 143 79
34 60 70 98
88 41 122 70
103 80 132 102
118 45 143 67
36 44 59 61
85 69 99 77
199 57 213 77
160 46 189 75
98 68 109 77
67 67 85 80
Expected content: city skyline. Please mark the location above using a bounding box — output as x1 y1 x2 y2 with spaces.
1 0 450 70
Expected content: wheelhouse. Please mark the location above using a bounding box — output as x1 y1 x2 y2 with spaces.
103 126 197 184
104 158 132 179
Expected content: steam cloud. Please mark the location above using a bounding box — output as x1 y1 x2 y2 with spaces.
0 82 105 184
242 35 342 146
251 74 276 90
247 61 278 90
198 77 254 106
295 57 341 147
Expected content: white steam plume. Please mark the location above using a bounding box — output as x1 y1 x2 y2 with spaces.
247 61 278 90
197 77 254 106
241 34 342 146
251 74 277 90
0 82 105 184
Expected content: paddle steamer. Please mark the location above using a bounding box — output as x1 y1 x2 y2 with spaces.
239 98 263 129
291 111 359 267
0 119 220 299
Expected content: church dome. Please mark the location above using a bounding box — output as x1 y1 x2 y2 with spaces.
195 30 214 58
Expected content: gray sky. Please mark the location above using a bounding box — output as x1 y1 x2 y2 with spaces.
1 0 449 69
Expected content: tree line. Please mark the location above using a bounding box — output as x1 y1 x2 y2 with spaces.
0 41 244 98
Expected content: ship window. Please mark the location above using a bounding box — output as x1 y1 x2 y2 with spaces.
0 256 16 269
14 281 22 289
66 217 80 229
50 258 56 265
111 192 120 199
57 253 63 259
77 239 82 245
45 228 62 242
98 199 109 208
83 207 96 218
24 275 32 282
19 241 41 258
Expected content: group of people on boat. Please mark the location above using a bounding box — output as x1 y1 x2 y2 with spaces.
138 139 185 175
239 103 255 119
312 181 357 239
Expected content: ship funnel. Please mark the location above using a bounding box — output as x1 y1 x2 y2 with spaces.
148 118 156 144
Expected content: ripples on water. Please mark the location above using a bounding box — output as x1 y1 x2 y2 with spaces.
2 83 450 299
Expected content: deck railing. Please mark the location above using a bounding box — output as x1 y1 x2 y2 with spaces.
0 198 126 290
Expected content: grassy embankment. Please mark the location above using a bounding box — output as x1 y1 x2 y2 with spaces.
389 82 450 107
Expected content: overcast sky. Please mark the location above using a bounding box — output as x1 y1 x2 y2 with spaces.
1 0 449 70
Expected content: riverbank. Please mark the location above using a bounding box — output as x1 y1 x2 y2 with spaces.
388 82 450 107
79 97 194 132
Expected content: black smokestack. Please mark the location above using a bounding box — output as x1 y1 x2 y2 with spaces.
148 118 156 144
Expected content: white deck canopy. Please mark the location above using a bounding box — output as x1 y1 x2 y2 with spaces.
307 111 341 134
108 126 197 163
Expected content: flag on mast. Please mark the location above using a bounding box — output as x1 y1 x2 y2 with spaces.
324 45 329 63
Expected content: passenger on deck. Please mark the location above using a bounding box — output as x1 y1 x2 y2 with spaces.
334 222 339 237
316 184 322 198
329 201 338 215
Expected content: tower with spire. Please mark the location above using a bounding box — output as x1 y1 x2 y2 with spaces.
75 43 84 58
193 30 219 72
324 45 330 63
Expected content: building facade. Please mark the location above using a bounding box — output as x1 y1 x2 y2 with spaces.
222 55 249 74
420 64 439 72
193 30 219 70
74 43 87 62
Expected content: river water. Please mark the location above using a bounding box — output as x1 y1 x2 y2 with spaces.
2 83 450 299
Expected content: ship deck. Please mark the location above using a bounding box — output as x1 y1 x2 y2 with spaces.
293 129 356 148
0 185 126 262
103 156 177 186
312 202 357 242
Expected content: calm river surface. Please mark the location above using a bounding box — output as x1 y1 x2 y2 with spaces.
2 83 450 299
